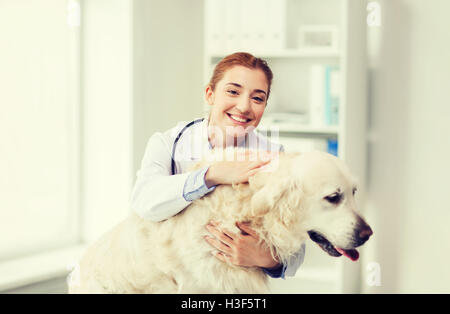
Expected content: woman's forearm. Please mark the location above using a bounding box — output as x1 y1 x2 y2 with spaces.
131 172 192 221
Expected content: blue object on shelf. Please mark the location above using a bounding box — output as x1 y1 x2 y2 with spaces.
327 139 338 156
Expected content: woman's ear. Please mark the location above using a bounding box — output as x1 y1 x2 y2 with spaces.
205 85 215 106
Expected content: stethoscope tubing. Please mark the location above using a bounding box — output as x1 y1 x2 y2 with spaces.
171 118 205 175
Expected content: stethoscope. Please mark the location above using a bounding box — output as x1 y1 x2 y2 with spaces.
171 118 204 175
171 117 252 175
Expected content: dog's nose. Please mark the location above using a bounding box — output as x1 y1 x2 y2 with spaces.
359 226 373 241
353 218 373 246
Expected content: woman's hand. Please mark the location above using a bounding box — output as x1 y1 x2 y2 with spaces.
204 221 280 269
204 151 274 188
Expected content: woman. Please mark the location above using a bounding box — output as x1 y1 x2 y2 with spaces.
131 52 305 279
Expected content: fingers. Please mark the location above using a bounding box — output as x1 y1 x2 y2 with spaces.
245 163 270 179
236 222 258 238
205 222 234 263
208 221 239 240
246 167 262 178
205 223 235 246
212 251 232 264
243 158 271 177
236 150 277 163
247 159 271 170
204 236 232 255
206 222 260 267
220 227 238 241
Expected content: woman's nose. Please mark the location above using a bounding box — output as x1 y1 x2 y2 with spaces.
235 97 251 114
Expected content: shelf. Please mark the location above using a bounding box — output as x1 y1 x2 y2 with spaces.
257 123 339 136
208 49 341 59
204 0 368 293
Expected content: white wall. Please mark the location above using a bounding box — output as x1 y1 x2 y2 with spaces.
363 0 450 293
0 0 80 257
81 0 134 242
81 0 205 241
133 0 204 175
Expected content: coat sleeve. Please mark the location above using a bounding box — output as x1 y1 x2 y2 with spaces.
130 132 193 221
283 243 306 278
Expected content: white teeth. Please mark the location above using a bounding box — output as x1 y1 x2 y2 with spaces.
229 114 249 123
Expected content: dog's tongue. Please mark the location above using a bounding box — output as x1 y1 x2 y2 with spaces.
336 247 359 261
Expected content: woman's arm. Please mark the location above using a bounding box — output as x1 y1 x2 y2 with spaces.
131 133 201 221
131 135 273 221
204 151 273 187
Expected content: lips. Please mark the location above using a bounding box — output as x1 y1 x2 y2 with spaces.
226 112 252 125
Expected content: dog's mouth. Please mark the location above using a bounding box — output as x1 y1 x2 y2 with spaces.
307 231 359 261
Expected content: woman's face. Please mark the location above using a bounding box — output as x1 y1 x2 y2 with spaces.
206 66 268 142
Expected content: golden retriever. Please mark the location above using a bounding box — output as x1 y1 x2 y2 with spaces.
68 150 372 293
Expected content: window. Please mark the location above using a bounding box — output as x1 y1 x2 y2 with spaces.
0 0 80 260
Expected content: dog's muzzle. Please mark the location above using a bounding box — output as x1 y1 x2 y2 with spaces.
307 231 342 257
307 219 373 262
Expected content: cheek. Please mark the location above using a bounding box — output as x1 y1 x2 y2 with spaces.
215 95 236 110
211 98 232 116
252 105 266 118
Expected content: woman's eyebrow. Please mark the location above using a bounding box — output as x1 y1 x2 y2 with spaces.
225 82 267 95
226 82 243 88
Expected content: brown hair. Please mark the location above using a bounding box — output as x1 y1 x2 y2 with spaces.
208 52 273 100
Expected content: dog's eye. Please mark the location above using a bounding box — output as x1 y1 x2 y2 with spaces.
324 193 341 204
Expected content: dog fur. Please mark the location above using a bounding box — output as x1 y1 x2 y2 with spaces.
68 150 372 293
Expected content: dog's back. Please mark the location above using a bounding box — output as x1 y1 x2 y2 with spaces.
69 183 268 294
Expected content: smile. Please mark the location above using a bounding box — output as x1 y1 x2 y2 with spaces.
226 113 252 124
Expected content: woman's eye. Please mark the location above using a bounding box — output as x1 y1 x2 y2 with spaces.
227 90 238 95
352 188 357 195
253 97 264 102
324 193 342 204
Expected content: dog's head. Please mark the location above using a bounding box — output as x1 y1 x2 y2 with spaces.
249 151 373 262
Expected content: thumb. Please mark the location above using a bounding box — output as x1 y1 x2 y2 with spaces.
236 222 258 238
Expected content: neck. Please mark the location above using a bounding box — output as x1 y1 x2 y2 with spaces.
207 121 247 149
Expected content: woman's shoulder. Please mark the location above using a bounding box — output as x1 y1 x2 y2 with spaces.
148 118 206 148
155 118 205 140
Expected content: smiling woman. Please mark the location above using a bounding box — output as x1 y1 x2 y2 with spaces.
130 52 306 280
206 66 268 144
205 53 272 145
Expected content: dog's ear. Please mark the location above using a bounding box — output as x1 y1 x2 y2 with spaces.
249 176 286 216
275 179 304 226
249 174 303 225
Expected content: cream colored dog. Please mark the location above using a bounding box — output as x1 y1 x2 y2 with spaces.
68 151 372 294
